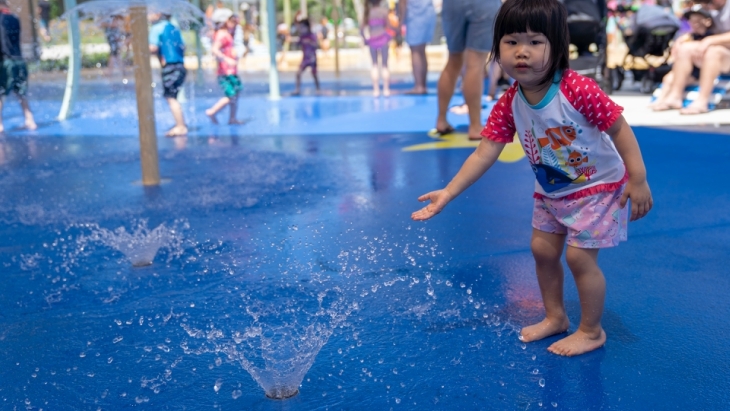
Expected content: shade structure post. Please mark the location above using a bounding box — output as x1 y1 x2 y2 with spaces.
130 4 161 186
261 0 280 100
58 0 80 120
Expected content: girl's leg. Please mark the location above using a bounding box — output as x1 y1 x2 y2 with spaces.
548 246 607 356
369 46 380 96
228 94 242 124
380 45 390 96
205 97 231 124
521 229 570 343
19 97 37 130
406 43 428 94
312 66 321 91
294 67 304 95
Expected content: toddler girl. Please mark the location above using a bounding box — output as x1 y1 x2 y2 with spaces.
412 0 653 357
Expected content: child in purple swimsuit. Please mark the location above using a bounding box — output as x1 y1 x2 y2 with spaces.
293 18 320 95
362 0 391 96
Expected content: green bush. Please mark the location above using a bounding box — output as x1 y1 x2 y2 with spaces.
38 52 112 71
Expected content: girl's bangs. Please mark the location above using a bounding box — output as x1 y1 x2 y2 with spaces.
497 5 550 37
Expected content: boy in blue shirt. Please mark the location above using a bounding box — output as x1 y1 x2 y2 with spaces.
0 0 36 133
148 12 187 137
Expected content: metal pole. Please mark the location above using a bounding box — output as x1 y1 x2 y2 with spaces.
262 0 280 99
300 0 307 18
332 0 340 76
191 0 204 84
130 5 160 186
284 0 291 26
58 0 80 120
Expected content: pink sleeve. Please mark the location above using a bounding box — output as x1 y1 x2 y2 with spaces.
560 70 623 132
480 85 517 143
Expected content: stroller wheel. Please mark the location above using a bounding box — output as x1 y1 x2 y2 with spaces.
640 76 655 94
610 68 624 91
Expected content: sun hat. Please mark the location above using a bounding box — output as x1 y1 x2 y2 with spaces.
683 5 712 20
211 8 234 24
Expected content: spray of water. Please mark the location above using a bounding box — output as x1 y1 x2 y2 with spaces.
77 220 187 267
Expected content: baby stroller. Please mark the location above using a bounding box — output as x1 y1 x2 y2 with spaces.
609 4 680 93
563 0 612 93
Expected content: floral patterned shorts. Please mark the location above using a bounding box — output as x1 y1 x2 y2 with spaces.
532 186 628 249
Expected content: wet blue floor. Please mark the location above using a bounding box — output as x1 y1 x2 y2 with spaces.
1 76 729 410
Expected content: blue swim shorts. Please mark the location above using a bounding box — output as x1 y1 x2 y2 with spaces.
442 0 501 53
405 0 436 46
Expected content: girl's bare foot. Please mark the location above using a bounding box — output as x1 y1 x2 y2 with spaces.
205 109 219 124
25 119 38 131
228 119 248 125
519 317 570 342
383 88 391 97
165 125 188 137
548 328 606 356
373 89 380 97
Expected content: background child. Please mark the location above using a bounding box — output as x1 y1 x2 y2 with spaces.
0 0 35 133
205 8 245 125
293 18 320 96
148 12 187 137
412 0 653 357
362 0 391 97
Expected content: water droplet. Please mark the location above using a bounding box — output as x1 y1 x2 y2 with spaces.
214 379 222 392
395 398 401 404
113 336 123 344
532 368 539 375
552 402 558 407
232 390 242 399
539 378 545 387
521 343 527 350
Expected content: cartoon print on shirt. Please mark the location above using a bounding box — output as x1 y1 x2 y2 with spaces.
538 126 577 150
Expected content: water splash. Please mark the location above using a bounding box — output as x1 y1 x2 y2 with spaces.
180 284 357 399
77 220 186 267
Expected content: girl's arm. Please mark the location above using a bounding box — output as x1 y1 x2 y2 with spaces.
411 139 505 221
606 115 653 221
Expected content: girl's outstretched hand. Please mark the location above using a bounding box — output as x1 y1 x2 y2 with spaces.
620 178 653 221
411 189 452 221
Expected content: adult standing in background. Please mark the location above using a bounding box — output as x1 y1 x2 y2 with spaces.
399 0 436 94
434 0 501 140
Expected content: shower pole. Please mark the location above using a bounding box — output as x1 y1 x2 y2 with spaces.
261 0 280 99
130 5 161 186
58 0 80 120
191 0 204 84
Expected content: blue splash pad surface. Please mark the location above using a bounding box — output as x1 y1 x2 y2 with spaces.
0 92 729 410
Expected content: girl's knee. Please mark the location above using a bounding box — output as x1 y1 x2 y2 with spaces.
531 237 562 264
565 246 599 273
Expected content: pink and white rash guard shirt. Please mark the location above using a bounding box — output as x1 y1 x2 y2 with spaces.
481 69 628 200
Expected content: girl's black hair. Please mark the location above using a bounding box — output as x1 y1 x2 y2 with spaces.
490 0 570 86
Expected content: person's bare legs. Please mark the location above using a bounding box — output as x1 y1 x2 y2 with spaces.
312 68 321 93
681 45 730 115
293 67 304 95
548 246 607 356
165 97 187 136
463 50 489 139
406 44 428 94
486 59 502 100
520 229 570 343
19 97 37 130
205 97 231 124
648 71 675 109
228 94 245 124
655 42 697 111
0 98 4 133
381 45 391 96
436 52 464 133
370 65 380 96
